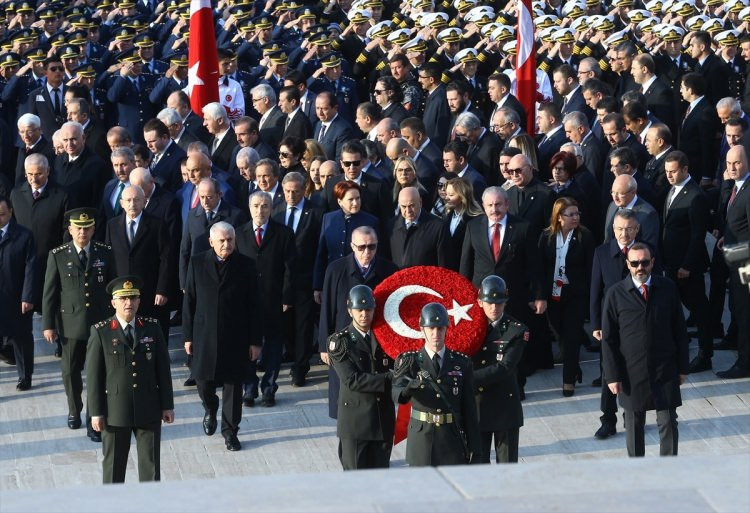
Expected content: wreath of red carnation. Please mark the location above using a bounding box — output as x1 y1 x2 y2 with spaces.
372 266 486 360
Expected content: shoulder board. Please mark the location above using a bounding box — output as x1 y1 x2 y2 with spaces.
51 243 69 254
93 241 111 249
138 316 159 324
93 320 107 329
451 351 470 360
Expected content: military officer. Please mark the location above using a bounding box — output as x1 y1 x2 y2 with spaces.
473 276 527 463
42 208 115 442
328 285 395 470
87 276 174 484
392 302 481 466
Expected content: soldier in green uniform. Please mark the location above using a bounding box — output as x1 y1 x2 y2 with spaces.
328 285 395 470
87 276 175 484
473 275 528 463
42 208 116 442
392 302 481 466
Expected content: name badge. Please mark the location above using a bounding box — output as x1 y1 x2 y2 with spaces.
35 95 45 102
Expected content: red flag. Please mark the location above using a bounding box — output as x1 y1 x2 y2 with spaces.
516 0 537 135
188 0 219 115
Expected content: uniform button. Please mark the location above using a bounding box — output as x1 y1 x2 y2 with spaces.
133 384 137 388
437 379 441 384
86 303 90 307
85 293 90 297
84 282 88 287
482 346 487 350
132 373 137 377
132 362 136 366
376 397 380 402
420 385 425 389
481 360 486 364
436 408 442 413
478 387 484 392
435 393 440 398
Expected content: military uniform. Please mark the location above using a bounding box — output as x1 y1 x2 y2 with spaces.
328 324 395 470
473 314 527 463
87 312 173 483
392 347 480 466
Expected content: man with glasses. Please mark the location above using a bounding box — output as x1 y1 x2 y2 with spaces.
576 57 600 86
319 226 398 419
491 107 524 149
387 186 448 269
27 56 66 141
486 73 526 132
603 174 659 250
454 112 500 187
373 76 408 124
602 242 689 458
418 62 451 150
250 84 286 151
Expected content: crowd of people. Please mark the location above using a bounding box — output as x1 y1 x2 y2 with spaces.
1 0 750 481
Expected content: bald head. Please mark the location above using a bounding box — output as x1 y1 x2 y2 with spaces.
508 154 533 188
186 153 211 185
398 186 421 223
726 145 749 181
611 174 637 207
129 167 154 196
386 137 413 161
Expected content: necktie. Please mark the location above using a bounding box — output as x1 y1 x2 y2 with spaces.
287 206 296 229
319 124 327 142
728 185 739 207
406 221 413 230
640 283 648 301
79 249 87 269
151 152 161 169
285 116 291 130
124 325 134 348
52 87 60 115
206 210 214 226
492 222 501 262
131 78 139 92
683 105 691 125
539 135 548 147
0 229 6 242
211 137 219 155
666 186 677 210
32 189 40 200
113 182 125 215
622 246 628 257
255 226 263 246
191 187 200 208
432 353 441 374
128 220 136 246
361 265 368 276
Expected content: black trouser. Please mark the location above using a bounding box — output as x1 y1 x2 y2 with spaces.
5 329 34 381
728 268 750 370
600 358 618 427
61 337 87 415
197 380 242 437
669 269 713 357
246 337 282 397
283 292 315 380
479 429 520 463
338 438 392 470
624 409 678 457
708 244 730 335
547 293 585 385
102 423 161 483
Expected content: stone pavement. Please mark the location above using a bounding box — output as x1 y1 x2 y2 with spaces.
0 319 749 510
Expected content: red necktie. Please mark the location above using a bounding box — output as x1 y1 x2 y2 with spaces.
728 185 738 207
191 188 199 208
255 226 263 247
640 283 648 301
492 223 501 262
622 246 628 257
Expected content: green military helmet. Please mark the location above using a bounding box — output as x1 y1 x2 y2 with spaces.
479 275 509 304
419 302 449 327
347 284 376 309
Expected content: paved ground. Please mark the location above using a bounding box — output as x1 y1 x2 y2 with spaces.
1 315 749 493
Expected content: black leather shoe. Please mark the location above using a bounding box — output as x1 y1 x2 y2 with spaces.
16 379 31 391
261 391 275 407
592 376 602 387
67 414 82 430
716 364 750 379
203 411 217 436
594 423 616 440
688 355 712 373
714 338 738 351
225 434 241 451
88 430 102 443
242 393 256 407
292 376 306 387
183 377 196 387
562 387 575 397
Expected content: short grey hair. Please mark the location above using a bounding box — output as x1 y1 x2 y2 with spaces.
482 185 509 202
61 121 84 136
187 141 210 157
560 142 582 157
498 107 520 125
209 221 235 239
17 113 41 129
455 112 482 131
251 83 276 103
25 153 49 170
202 101 228 123
282 171 306 188
236 146 260 166
563 111 589 129
157 107 182 126
123 184 145 198
111 147 136 161
716 97 742 117
352 225 377 241
248 190 272 205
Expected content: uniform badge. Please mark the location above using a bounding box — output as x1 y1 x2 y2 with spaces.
98 275 103 283
112 339 118 346
66 261 73 267
110 319 118 330
497 353 503 362
383 358 389 367
453 387 459 396
523 331 530 341
454 366 460 370
92 259 105 268
146 353 152 360
329 340 336 351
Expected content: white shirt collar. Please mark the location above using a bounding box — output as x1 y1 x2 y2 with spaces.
641 75 657 94
423 345 446 360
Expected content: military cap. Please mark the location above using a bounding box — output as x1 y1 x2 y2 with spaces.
672 1 697 17
553 28 576 44
260 42 281 55
363 0 384 7
612 0 634 6
627 9 651 23
320 51 342 68
479 275 509 304
107 275 143 298
346 285 376 309
741 6 750 22
716 29 740 47
15 1 34 13
268 49 289 64
644 0 663 13
309 32 331 46
37 7 57 20
68 15 91 29
229 4 252 19
217 47 237 60
562 0 586 19
23 47 46 61
727 0 749 13
701 18 724 34
465 5 494 21
535 14 560 29
238 19 255 32
367 20 392 39
454 48 478 65
165 0 179 11
502 40 517 55
705 0 722 5
113 27 136 41
67 29 88 45
419 303 449 328
591 15 616 32
491 24 515 42
169 52 188 66
123 16 149 32
62 5 86 18
73 63 97 77
96 0 115 8
66 207 97 228
117 1 136 8
604 28 629 47
177 0 191 7
454 0 478 13
401 36 428 53
286 0 302 9
178 9 190 20
586 0 600 4
11 28 37 44
348 9 372 24
296 7 316 20
0 52 20 68
253 15 273 29
134 33 156 47
413 0 432 9
659 24 685 41
116 47 140 63
537 26 557 43
437 27 462 44
421 11 449 28
636 17 658 32
58 45 80 60
387 28 412 46
570 16 589 32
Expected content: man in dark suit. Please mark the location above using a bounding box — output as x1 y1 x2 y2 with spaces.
400 117 442 170
143 118 186 193
202 102 237 172
235 191 296 407
177 153 237 222
563 111 607 185
678 73 722 184
105 186 175 341
689 31 731 106
441 141 486 204
99 147 136 227
419 63 452 150
87 276 174 483
456 112 501 186
601 113 652 202
535 102 569 180
661 152 713 373
632 54 677 136
283 70 318 126
272 172 323 386
167 90 212 146
183 222 261 451
487 73 527 133
553 64 592 120
319 226 398 419
254 159 285 209
605 145 660 212
643 124 673 215
328 285 395 470
603 174 660 251
386 187 449 268
251 84 286 150
54 121 109 208
279 86 312 141
602 242 689 457
129 167 182 243
14 114 56 186
106 49 157 145
0 197 36 391
67 98 110 162
590 210 641 440
473 276 527 463
313 91 354 161
26 56 66 141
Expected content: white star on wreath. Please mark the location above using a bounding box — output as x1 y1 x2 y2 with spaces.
447 299 472 325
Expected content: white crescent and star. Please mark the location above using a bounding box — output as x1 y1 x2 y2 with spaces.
383 285 473 339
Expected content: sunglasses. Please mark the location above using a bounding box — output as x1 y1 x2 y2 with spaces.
373 89 385 94
48 66 64 71
352 243 377 251
506 168 525 175
628 259 652 268
437 182 447 189
341 160 361 167
279 151 291 158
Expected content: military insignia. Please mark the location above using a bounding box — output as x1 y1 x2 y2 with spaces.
492 339 503 344
112 339 118 346
67 261 73 267
123 280 133 289
146 353 152 360
454 365 460 370
523 331 530 341
383 358 389 366
98 275 103 283
110 319 118 330
453 387 459 396
137 318 145 327
329 340 336 351
226 94 232 102
92 259 105 268
497 353 503 362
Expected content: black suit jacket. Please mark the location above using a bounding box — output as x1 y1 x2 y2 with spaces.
0 221 36 337
209 127 238 172
14 137 57 186
536 128 569 180
561 87 592 120
643 151 671 215
468 129 501 185
442 211 472 271
151 140 187 193
422 85 452 150
53 147 109 209
144 184 182 242
507 177 554 239
183 111 212 145
418 140 443 170
694 53 731 106
385 210 449 268
382 102 409 125
498 94 528 131
580 132 607 184
83 120 110 162
538 226 595 300
283 109 313 141
661 179 710 274
259 106 286 150
313 115 354 161
105 212 175 316
589 239 630 331
720 178 750 245
678 97 721 183
272 199 323 292
643 79 676 135
324 173 391 225
27 85 66 141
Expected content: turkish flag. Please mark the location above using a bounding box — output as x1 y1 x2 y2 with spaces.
516 0 537 135
188 0 219 115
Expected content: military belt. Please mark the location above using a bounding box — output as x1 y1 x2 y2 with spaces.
411 410 454 425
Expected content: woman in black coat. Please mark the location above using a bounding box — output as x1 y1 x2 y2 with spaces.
538 197 595 396
549 150 600 240
278 136 307 177
441 176 483 271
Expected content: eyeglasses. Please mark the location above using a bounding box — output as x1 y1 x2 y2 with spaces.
506 168 525 175
48 66 64 72
611 189 634 196
341 160 361 167
561 212 580 217
352 243 377 252
437 182 447 189
395 167 414 174
279 151 291 158
613 226 637 233
373 89 385 94
251 97 266 103
628 259 651 268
